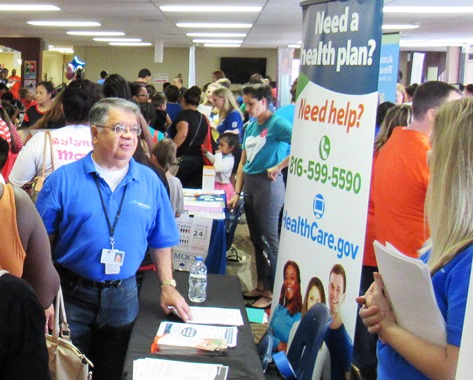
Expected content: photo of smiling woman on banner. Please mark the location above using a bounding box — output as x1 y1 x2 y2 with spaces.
267 260 303 353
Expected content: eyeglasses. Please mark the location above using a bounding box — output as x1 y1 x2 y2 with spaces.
137 93 149 97
96 124 142 136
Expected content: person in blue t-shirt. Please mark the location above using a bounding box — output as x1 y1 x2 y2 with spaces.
164 85 182 123
211 86 243 138
359 98 473 380
268 260 302 352
228 82 292 309
36 98 192 380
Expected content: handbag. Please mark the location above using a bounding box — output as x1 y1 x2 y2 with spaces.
169 156 183 176
170 113 203 176
46 287 93 380
22 131 54 203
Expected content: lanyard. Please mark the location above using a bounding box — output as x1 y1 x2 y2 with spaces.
93 175 128 250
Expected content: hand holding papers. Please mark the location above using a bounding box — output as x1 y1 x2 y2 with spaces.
373 240 447 346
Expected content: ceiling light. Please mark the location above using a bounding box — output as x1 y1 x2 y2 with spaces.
384 6 473 14
288 44 301 48
160 6 261 12
109 42 152 46
203 43 241 47
68 31 125 36
49 47 74 53
382 24 420 30
399 40 467 48
186 32 247 38
28 21 101 27
94 38 141 42
193 39 243 44
0 4 60 11
177 23 252 29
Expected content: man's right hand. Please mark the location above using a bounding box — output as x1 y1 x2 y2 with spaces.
160 286 192 323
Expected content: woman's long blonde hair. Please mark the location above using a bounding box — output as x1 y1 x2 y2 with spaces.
374 104 412 152
426 98 473 274
211 86 242 121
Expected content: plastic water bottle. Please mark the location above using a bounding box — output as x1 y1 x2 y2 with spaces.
188 256 207 303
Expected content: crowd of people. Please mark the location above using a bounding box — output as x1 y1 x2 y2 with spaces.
1 63 473 380
0 66 290 379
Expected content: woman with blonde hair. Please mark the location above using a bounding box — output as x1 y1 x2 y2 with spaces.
373 104 412 151
359 97 473 379
211 86 243 137
395 83 408 105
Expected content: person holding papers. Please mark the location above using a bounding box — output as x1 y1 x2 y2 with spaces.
359 98 473 380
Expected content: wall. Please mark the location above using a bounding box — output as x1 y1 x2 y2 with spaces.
71 45 278 89
0 50 29 73
399 50 448 85
465 60 473 84
0 37 43 84
42 51 67 84
0 52 14 70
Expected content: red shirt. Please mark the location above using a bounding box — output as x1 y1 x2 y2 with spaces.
374 128 430 258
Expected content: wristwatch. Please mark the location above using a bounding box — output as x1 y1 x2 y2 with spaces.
160 279 177 288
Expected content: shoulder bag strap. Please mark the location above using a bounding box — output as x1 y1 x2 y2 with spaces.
40 132 49 178
179 112 203 159
53 287 71 341
46 131 55 172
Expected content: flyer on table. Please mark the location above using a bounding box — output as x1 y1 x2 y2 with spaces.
275 0 383 375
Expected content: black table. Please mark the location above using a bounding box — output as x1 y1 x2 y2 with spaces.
123 271 265 380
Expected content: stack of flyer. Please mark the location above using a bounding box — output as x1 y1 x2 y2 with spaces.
150 321 237 355
150 307 243 354
183 189 226 219
133 358 229 380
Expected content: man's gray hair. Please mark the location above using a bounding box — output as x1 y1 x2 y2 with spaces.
89 97 141 126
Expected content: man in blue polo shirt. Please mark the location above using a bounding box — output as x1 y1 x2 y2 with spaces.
36 98 191 380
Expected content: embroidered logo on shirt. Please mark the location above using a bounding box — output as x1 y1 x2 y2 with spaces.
130 200 151 210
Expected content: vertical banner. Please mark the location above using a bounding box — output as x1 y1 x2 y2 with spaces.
188 45 196 87
277 47 295 108
276 0 383 378
378 33 400 103
410 52 425 85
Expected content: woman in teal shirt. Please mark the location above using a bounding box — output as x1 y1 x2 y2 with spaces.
228 83 292 309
